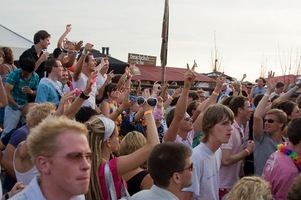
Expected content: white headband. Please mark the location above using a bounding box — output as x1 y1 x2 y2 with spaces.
97 116 116 141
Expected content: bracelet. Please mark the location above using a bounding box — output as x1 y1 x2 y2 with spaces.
125 74 133 81
169 96 174 100
244 149 250 156
144 110 153 116
212 91 219 96
290 88 296 94
264 93 270 97
4 192 9 200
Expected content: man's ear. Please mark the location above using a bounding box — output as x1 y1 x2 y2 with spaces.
36 156 51 174
171 172 181 185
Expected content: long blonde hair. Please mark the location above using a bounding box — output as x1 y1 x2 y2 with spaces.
85 115 114 200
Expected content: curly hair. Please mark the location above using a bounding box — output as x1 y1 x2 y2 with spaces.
226 176 273 200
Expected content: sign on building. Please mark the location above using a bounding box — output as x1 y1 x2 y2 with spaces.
128 53 157 66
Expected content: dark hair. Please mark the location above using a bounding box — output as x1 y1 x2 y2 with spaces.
253 94 264 108
201 104 234 143
98 83 118 103
1 47 14 64
170 96 179 107
187 101 200 117
53 48 62 59
188 91 199 101
75 106 98 123
20 57 35 73
287 117 301 145
229 96 249 116
221 96 234 107
272 100 297 119
275 81 285 89
256 77 266 84
112 74 122 84
33 30 50 44
165 108 175 128
147 143 192 188
45 58 58 74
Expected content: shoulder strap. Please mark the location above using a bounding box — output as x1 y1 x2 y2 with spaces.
104 162 117 200
104 162 130 200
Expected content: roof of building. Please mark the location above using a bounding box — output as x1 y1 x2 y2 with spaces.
0 24 33 59
132 64 214 82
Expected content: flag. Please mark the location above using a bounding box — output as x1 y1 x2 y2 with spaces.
160 0 169 67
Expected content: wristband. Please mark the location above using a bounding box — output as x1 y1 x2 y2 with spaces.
244 149 250 156
79 91 90 100
144 110 153 116
169 96 174 100
212 91 219 96
4 193 9 200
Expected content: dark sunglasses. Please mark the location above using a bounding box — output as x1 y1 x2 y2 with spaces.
179 162 194 172
136 96 157 107
264 118 278 123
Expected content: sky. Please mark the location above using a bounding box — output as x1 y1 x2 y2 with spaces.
2 0 301 82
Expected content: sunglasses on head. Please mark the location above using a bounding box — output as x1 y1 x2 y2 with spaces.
264 118 278 123
136 96 157 107
184 115 191 121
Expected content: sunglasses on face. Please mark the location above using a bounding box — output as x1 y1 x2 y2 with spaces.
179 162 194 172
264 118 278 123
64 152 93 163
136 96 157 107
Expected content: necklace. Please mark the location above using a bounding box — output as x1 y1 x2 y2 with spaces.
277 143 301 172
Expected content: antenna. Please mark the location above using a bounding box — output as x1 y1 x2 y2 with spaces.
214 30 218 72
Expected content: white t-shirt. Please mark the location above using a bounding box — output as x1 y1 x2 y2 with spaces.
72 72 97 109
182 142 222 200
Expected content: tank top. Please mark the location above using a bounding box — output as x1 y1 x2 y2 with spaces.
13 144 39 185
126 170 149 195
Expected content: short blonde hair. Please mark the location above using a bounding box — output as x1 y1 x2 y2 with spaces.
26 102 56 128
226 176 273 200
119 131 146 156
27 116 88 162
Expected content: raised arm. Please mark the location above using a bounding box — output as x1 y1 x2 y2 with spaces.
73 43 93 81
116 92 159 176
163 87 182 109
253 71 276 140
193 73 226 134
57 24 72 48
63 71 98 118
163 64 196 142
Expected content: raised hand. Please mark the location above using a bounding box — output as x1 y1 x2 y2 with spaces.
215 73 226 91
66 24 72 33
85 43 94 51
75 41 83 51
185 63 197 88
267 70 276 92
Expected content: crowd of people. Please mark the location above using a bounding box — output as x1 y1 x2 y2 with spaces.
1 25 301 200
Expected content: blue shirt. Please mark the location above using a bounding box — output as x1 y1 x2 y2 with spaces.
35 78 62 106
5 69 39 109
